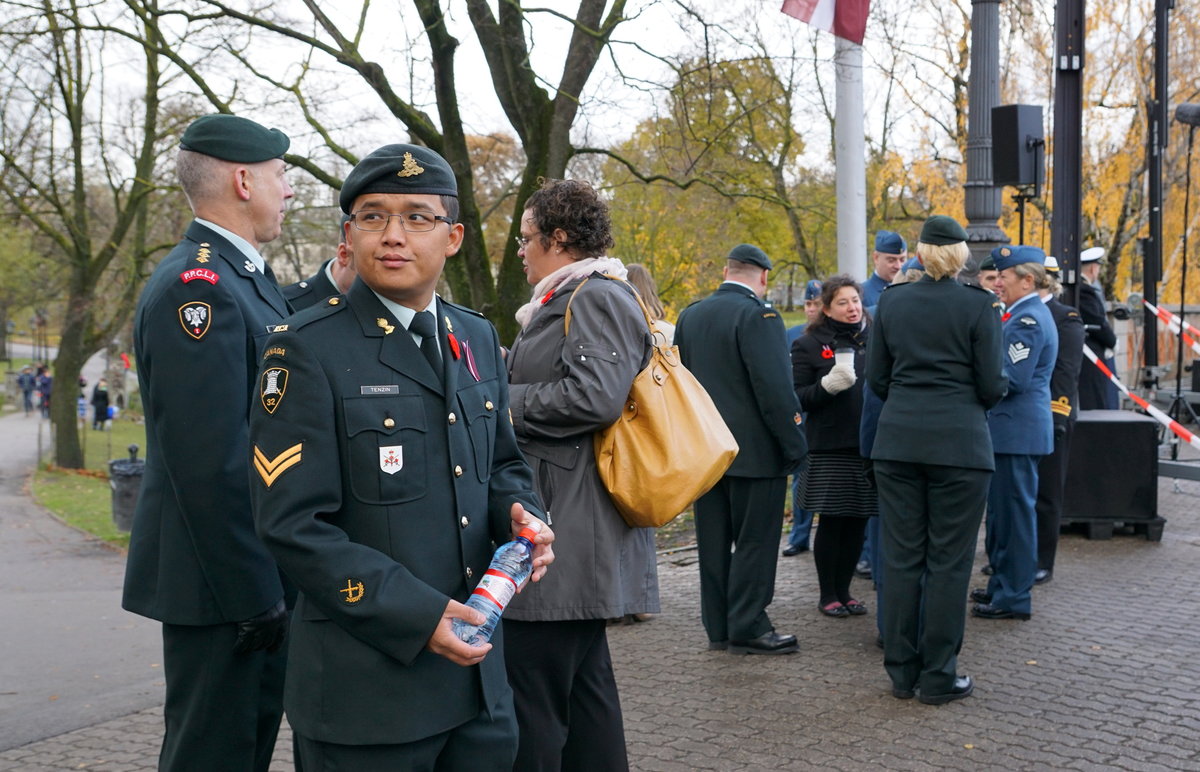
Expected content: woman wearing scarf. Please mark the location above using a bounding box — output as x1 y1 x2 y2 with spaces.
503 178 659 771
791 275 877 619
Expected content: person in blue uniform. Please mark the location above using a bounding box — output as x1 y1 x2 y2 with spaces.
1076 246 1119 410
283 213 357 310
123 114 296 771
675 244 809 654
972 245 1059 621
783 278 822 557
868 215 1006 705
861 230 907 308
249 144 554 770
1033 257 1084 585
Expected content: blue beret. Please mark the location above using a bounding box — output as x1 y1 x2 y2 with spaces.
901 257 925 273
179 114 289 163
340 144 458 213
803 279 823 300
874 230 906 255
726 243 772 270
991 245 1046 272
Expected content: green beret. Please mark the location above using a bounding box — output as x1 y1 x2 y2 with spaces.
727 243 773 270
179 114 289 163
918 215 968 246
339 144 458 213
979 254 996 271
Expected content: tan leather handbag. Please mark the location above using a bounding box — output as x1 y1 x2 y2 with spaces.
565 276 738 528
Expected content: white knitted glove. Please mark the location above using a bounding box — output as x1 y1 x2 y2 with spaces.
820 363 856 395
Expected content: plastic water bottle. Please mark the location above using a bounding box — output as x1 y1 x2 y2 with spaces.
452 527 538 646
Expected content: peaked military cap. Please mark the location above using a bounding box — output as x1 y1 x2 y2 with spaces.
1080 246 1106 263
874 230 907 255
339 144 458 213
179 114 289 163
991 244 1046 272
918 215 968 246
1044 255 1061 273
726 243 772 270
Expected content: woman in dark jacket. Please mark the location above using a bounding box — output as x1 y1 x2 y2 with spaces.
791 275 876 618
504 178 658 771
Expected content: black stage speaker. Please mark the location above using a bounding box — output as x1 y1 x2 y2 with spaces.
1192 358 1200 393
992 104 1044 187
1063 410 1162 540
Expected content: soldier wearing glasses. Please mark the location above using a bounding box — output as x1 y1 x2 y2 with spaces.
249 143 554 770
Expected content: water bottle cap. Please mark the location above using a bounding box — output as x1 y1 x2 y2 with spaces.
517 527 538 543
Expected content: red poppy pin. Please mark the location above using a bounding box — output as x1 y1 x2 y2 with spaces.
1001 312 1012 323
448 332 461 360
821 345 834 359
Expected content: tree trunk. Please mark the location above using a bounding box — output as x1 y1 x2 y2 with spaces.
51 281 93 468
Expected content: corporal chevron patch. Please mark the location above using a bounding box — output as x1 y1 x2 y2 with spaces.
254 443 303 488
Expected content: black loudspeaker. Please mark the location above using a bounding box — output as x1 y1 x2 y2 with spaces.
1063 410 1163 540
1192 359 1200 393
992 104 1044 187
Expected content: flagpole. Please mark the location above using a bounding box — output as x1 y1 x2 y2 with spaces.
834 37 867 281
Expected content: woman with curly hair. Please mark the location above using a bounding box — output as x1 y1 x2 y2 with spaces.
503 178 659 770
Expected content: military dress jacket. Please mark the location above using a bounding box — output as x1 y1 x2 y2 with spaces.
675 282 808 478
283 259 339 311
1045 296 1084 426
504 273 660 622
988 293 1059 456
123 220 289 626
861 272 889 308
249 279 543 746
867 276 1007 471
1077 281 1118 410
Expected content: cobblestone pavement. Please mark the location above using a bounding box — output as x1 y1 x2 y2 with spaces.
3 474 1199 770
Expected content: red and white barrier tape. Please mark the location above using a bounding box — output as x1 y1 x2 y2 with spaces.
1144 301 1200 359
1081 345 1200 451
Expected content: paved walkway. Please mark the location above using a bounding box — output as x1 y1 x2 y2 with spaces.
1 396 1199 768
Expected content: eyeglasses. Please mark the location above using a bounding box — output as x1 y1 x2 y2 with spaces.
350 210 454 232
514 232 541 249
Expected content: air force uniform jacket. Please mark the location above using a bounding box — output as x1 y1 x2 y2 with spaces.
988 293 1059 456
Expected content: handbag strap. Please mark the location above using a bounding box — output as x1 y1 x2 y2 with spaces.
563 273 657 338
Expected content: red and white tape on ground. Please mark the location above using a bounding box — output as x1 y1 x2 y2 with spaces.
1144 301 1200 359
1081 345 1200 452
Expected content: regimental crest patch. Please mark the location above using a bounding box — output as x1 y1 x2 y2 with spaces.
397 152 424 177
340 578 365 604
253 442 302 488
260 367 289 414
1008 342 1031 363
179 302 211 340
379 445 403 475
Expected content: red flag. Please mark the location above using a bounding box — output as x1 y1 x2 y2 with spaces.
781 0 870 46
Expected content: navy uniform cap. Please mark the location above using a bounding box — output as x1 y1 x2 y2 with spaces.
803 279 823 300
727 243 772 270
874 230 906 255
1044 255 1060 273
1079 246 1105 263
179 114 289 163
991 245 1046 272
340 144 458 213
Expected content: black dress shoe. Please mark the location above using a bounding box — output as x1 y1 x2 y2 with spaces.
1034 569 1052 585
980 564 994 576
707 640 728 651
918 676 973 705
969 588 992 604
892 686 915 700
971 603 1030 621
782 544 808 557
728 630 799 655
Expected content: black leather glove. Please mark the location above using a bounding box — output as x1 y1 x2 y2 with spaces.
1053 421 1067 444
233 598 288 654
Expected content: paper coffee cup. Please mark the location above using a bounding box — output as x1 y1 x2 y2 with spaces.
834 348 854 368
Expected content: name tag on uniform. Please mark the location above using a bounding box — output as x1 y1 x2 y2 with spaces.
360 385 400 395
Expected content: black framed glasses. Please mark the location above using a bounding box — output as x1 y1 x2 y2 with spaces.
351 210 454 232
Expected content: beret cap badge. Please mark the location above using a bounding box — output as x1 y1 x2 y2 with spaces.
397 152 425 178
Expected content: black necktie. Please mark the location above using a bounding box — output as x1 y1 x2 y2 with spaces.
409 311 441 381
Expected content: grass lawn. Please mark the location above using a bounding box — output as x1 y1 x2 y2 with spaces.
31 418 147 550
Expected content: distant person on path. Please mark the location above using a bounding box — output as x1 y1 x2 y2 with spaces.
625 262 674 344
90 378 109 430
861 230 907 309
122 114 296 772
17 365 35 416
1076 246 1119 410
675 244 808 655
791 275 876 619
867 215 1006 705
783 278 822 557
283 213 357 310
35 366 51 419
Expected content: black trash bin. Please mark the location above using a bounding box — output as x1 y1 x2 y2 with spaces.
109 444 145 533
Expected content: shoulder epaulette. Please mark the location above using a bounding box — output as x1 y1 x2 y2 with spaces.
281 282 310 300
286 295 348 330
440 298 486 319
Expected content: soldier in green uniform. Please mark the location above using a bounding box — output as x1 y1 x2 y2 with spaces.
867 215 1007 705
675 244 809 655
123 114 296 771
283 214 356 311
249 144 554 769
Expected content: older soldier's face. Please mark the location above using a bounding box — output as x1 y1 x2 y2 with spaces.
247 159 294 247
346 193 463 310
873 250 906 282
996 267 1035 307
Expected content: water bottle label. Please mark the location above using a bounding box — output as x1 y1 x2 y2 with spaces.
471 569 518 611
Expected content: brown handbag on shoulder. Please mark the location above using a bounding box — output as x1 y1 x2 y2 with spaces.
564 275 739 528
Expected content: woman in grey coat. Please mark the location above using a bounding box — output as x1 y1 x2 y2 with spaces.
504 178 659 771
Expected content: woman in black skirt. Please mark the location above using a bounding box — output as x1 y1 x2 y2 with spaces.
791 274 876 617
